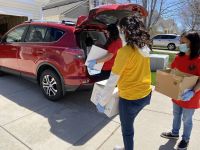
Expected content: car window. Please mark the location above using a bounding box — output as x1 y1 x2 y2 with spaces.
167 35 176 39
44 28 65 42
5 26 27 43
25 26 47 42
153 35 161 39
170 35 177 39
155 35 177 39
160 35 169 39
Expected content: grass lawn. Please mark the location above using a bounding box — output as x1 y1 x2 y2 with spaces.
150 51 177 85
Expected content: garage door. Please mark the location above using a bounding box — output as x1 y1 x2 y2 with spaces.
0 14 28 36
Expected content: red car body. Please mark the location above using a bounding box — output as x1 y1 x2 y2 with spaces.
0 4 147 100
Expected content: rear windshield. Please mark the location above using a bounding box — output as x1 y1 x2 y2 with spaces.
44 28 65 42
95 10 132 25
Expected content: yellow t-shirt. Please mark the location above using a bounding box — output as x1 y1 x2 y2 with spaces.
112 45 152 100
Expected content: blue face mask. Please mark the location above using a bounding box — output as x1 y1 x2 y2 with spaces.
179 44 189 53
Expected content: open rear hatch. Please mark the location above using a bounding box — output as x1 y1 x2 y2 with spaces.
75 3 148 56
75 4 148 78
76 3 148 29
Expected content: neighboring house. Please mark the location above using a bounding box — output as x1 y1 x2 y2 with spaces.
91 0 116 8
151 18 180 36
42 0 116 22
0 0 43 35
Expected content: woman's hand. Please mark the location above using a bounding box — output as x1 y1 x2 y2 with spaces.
181 89 195 101
96 103 105 113
95 93 105 113
87 60 96 69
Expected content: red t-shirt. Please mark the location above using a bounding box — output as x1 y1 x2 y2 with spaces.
171 55 200 109
102 38 122 70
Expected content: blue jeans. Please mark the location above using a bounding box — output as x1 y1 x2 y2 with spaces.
172 103 195 142
119 92 151 150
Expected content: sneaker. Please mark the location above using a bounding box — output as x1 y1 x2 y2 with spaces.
177 140 189 150
160 132 179 140
113 145 124 150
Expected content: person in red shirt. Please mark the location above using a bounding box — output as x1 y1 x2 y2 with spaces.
88 23 122 81
161 31 200 150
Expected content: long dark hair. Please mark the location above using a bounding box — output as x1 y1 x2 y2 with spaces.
105 23 120 48
119 16 150 49
179 31 200 59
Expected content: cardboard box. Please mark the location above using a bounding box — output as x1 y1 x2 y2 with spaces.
155 69 199 100
91 80 119 118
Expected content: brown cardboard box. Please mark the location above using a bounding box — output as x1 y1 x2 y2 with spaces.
155 69 199 100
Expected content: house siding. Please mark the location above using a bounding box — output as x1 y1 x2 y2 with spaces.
43 1 89 21
0 0 42 19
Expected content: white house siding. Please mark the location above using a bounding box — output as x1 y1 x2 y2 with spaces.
43 1 88 21
60 1 89 22
0 0 42 19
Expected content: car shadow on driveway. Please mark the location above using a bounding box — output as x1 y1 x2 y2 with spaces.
0 75 114 149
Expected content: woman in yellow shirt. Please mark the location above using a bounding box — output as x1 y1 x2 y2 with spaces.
96 16 152 150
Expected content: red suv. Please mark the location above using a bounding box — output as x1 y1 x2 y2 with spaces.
0 4 147 100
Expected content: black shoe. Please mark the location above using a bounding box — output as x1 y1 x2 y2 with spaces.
177 140 189 150
160 132 179 140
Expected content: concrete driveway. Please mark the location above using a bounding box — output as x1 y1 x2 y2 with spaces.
0 74 116 150
0 74 199 150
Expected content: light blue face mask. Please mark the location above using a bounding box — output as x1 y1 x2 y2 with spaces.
179 44 189 53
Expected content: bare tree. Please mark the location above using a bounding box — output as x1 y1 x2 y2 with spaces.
129 0 186 31
180 0 200 31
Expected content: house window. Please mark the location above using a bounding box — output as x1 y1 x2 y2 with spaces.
94 0 100 7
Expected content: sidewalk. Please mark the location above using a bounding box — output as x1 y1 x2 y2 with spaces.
0 75 199 150
69 89 200 150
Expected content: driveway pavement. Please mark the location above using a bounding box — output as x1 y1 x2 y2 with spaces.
0 75 199 150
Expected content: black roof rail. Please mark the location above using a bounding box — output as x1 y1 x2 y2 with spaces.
24 19 33 23
61 20 75 26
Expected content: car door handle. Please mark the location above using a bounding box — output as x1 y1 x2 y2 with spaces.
11 48 18 51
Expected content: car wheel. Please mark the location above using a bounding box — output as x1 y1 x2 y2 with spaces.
167 43 176 50
40 69 63 101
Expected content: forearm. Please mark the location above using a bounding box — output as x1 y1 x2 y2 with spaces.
98 72 120 106
194 78 200 92
96 53 113 64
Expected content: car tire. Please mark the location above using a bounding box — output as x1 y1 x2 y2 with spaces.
167 43 176 50
0 71 5 76
40 69 63 101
